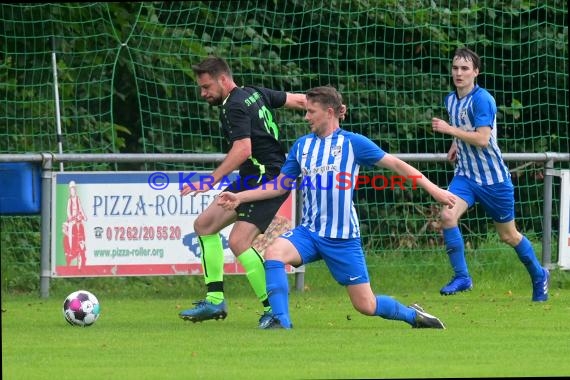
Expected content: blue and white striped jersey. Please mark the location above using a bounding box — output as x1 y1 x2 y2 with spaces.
444 84 511 185
281 128 385 239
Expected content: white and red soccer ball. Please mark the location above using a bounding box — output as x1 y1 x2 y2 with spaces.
63 290 101 327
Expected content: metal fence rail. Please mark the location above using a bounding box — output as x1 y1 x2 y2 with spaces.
1 152 568 298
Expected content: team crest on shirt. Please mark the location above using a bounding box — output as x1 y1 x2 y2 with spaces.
331 145 342 157
459 107 468 122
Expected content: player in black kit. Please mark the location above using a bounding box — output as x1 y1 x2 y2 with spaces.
179 56 307 327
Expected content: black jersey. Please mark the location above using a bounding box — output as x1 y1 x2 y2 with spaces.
220 86 288 179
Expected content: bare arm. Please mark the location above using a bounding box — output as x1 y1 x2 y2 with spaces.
432 117 491 148
180 138 251 196
210 138 251 184
447 141 458 162
375 154 456 208
217 173 292 210
284 93 307 110
284 92 347 120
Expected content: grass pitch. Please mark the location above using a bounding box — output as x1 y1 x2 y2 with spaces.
3 253 570 379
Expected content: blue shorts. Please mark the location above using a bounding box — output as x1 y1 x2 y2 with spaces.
280 225 370 286
449 175 515 223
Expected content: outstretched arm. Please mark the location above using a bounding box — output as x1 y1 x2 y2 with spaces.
284 93 307 110
375 154 456 208
217 173 292 210
284 92 347 120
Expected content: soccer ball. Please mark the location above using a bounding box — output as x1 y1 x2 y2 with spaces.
63 290 101 327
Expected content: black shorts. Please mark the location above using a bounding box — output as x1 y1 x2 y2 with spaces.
224 176 290 233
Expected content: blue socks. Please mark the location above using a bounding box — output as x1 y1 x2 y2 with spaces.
374 295 416 326
443 226 470 278
265 260 420 327
445 227 542 283
264 259 292 328
514 236 543 280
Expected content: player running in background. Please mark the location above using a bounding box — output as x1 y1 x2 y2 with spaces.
218 85 455 329
431 47 549 301
178 57 307 326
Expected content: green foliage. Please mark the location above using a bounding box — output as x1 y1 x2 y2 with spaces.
0 217 42 294
2 1 567 155
0 2 567 268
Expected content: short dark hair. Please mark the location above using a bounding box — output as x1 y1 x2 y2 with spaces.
454 47 481 71
192 56 232 78
306 85 344 117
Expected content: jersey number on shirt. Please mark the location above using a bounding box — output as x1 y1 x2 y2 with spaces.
259 106 279 139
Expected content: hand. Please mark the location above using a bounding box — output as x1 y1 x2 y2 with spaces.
180 181 212 197
435 189 457 209
447 143 457 162
216 191 240 210
432 117 452 135
339 104 347 121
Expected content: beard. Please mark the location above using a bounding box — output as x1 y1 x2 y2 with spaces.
205 95 223 106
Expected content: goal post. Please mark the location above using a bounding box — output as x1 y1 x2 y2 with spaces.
557 170 570 270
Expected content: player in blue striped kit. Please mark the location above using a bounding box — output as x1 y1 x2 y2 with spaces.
218 85 456 329
432 47 549 301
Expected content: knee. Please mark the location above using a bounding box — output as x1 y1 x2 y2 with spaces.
440 208 456 227
193 218 207 235
499 230 522 246
228 235 250 255
264 243 285 261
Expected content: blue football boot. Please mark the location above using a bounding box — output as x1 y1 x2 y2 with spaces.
179 300 228 322
532 267 550 302
440 276 473 296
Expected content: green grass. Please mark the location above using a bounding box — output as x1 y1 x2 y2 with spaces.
3 250 570 379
